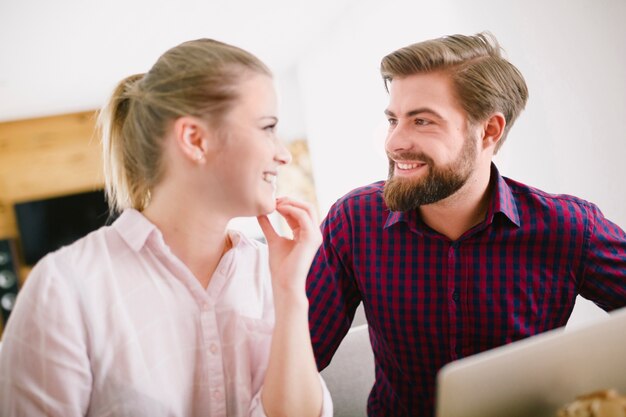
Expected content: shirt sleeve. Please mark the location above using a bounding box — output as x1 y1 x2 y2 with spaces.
306 199 362 370
247 374 334 417
578 204 626 311
0 255 92 417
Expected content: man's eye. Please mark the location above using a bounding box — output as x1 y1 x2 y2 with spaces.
387 119 397 126
415 118 431 126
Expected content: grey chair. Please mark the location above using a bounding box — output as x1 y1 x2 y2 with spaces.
320 306 375 417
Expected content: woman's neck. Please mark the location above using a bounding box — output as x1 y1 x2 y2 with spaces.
143 187 233 288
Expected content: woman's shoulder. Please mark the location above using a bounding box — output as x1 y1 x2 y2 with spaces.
48 223 122 266
23 223 126 292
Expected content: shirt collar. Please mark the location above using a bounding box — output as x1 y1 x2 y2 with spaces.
112 208 158 252
383 163 520 230
384 209 409 229
488 163 520 227
112 208 247 253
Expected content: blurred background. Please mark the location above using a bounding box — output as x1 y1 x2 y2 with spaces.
1 0 624 350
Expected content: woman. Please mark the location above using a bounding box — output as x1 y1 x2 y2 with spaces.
0 39 332 417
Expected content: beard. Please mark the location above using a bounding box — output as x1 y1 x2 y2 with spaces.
383 132 478 212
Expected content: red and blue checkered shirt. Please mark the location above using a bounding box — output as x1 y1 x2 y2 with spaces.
306 164 626 417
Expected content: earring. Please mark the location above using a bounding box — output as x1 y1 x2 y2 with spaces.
195 151 204 162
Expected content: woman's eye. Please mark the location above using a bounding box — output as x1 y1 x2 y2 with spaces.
264 124 277 133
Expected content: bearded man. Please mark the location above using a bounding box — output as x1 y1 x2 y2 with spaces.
306 32 626 417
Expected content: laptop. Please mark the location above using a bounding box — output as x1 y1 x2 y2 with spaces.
436 306 626 417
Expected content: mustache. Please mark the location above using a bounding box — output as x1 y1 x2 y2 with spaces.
386 151 434 166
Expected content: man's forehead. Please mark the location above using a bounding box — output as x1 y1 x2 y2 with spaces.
387 74 459 112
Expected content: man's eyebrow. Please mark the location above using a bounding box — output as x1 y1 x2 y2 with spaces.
384 108 443 119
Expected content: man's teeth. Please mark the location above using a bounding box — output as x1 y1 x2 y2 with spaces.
397 162 420 170
263 172 277 185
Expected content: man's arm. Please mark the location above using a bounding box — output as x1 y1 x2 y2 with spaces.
578 204 626 310
306 200 362 370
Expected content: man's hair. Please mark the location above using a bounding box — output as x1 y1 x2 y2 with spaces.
380 32 528 152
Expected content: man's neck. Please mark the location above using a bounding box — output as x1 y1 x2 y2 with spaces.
419 165 493 241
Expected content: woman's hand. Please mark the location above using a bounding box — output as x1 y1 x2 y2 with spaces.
258 197 327 417
257 197 322 296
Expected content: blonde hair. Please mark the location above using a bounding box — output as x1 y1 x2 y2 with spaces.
380 32 528 152
98 39 271 212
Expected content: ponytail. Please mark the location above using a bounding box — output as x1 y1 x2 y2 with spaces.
98 74 145 213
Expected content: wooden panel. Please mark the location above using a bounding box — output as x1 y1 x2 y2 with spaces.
0 140 103 202
0 202 10 238
0 111 105 337
0 111 96 153
0 110 103 242
19 266 33 284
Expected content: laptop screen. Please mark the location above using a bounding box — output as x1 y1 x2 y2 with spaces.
436 306 626 417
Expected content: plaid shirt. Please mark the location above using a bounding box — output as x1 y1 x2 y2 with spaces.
306 164 626 417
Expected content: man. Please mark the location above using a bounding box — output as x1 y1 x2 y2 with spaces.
306 32 626 417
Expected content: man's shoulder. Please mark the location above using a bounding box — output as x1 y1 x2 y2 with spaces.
321 181 387 225
334 181 385 208
503 176 597 213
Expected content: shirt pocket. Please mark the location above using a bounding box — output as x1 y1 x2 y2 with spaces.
238 315 273 391
221 313 274 414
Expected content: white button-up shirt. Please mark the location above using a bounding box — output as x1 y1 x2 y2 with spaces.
0 209 332 417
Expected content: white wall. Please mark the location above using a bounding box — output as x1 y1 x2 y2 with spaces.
299 0 626 228
297 0 626 323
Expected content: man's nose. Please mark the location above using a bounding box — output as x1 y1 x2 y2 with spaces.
385 122 414 154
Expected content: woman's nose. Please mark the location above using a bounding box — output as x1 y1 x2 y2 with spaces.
275 140 292 165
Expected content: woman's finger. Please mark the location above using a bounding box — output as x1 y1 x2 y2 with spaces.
275 204 306 234
275 203 318 240
275 197 319 226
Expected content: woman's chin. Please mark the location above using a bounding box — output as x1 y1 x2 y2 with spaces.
256 199 276 216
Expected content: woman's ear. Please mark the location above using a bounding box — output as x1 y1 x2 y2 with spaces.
481 112 506 150
172 116 211 163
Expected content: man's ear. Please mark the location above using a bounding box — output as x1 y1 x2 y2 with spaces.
172 116 211 163
481 112 506 150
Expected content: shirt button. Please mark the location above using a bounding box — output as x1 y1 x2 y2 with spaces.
209 343 218 354
212 390 222 400
452 291 459 302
